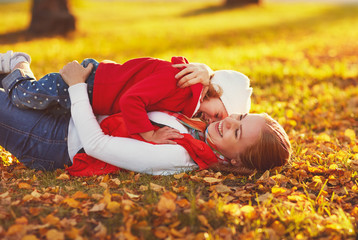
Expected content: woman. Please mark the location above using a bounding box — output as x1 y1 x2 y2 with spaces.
0 61 291 175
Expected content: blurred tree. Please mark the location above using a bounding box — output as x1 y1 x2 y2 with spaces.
225 0 261 6
29 0 76 35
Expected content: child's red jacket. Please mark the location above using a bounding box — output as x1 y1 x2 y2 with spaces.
92 57 203 135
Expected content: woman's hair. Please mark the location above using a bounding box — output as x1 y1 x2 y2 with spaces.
210 113 291 175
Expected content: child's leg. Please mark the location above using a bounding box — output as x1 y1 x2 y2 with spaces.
1 58 99 115
1 62 71 114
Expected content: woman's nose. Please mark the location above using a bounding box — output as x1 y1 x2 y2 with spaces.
224 117 240 129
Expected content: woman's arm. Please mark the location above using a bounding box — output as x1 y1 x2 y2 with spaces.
68 83 196 175
173 63 214 88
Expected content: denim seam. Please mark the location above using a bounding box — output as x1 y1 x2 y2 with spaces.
0 121 67 144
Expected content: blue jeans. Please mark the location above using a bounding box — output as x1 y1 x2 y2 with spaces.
1 58 99 115
0 87 72 170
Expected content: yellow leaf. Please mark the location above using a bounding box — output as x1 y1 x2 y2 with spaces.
222 203 241 217
46 229 65 240
345 129 356 141
176 198 190 208
63 197 80 208
64 227 81 240
107 201 121 213
316 133 331 142
18 182 32 189
56 173 70 180
22 235 39 240
241 205 256 219
150 183 166 192
157 193 176 213
329 164 338 170
174 172 186 179
72 191 89 199
271 186 287 195
41 214 60 226
353 145 358 153
124 191 141 200
203 177 222 184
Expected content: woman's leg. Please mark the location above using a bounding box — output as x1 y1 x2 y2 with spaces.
0 88 72 170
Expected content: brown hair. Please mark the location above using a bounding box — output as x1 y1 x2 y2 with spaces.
203 83 223 100
210 113 291 175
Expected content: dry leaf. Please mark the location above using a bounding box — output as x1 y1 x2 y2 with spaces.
107 201 121 213
150 183 166 192
46 229 65 240
203 177 222 184
18 182 32 189
89 203 106 212
56 173 70 180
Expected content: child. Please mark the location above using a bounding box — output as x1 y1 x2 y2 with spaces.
0 50 252 144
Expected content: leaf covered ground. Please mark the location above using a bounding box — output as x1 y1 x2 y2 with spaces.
0 0 358 239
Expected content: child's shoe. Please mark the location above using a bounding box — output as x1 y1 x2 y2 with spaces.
0 50 31 74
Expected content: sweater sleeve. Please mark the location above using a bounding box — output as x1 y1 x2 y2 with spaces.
68 83 196 175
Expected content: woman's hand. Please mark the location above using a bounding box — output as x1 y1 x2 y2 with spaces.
173 63 214 88
59 61 93 86
139 127 183 144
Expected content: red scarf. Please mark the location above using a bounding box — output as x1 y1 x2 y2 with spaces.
66 112 218 176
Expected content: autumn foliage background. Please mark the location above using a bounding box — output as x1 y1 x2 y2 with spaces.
0 0 358 239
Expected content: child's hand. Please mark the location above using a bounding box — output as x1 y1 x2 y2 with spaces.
172 63 214 88
139 127 183 144
60 61 93 86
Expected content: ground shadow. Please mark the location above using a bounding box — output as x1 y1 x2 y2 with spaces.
182 3 256 17
0 28 72 44
0 29 38 44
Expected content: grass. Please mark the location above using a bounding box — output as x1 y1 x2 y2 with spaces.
1 0 358 239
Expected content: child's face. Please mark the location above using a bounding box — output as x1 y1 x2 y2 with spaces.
197 98 228 124
206 114 265 159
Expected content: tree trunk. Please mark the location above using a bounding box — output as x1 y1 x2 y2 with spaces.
225 0 261 7
29 0 76 35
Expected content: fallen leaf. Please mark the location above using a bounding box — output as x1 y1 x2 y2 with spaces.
22 235 39 240
63 197 80 208
157 192 176 213
56 173 70 180
89 203 106 212
72 191 89 199
107 201 121 213
197 215 210 228
150 183 166 192
203 177 222 184
18 182 32 189
345 129 356 141
46 229 65 240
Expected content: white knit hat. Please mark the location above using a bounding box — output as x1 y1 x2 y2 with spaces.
211 70 253 115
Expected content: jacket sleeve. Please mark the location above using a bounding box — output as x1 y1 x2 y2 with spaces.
68 83 197 175
119 70 179 135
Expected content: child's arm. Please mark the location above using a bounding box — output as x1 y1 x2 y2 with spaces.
172 63 214 88
60 60 93 86
139 127 183 145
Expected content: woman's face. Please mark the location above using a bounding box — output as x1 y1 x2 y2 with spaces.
206 114 266 159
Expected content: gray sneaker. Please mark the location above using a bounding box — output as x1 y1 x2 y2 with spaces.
0 50 31 74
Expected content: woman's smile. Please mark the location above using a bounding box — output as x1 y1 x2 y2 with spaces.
215 121 223 137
